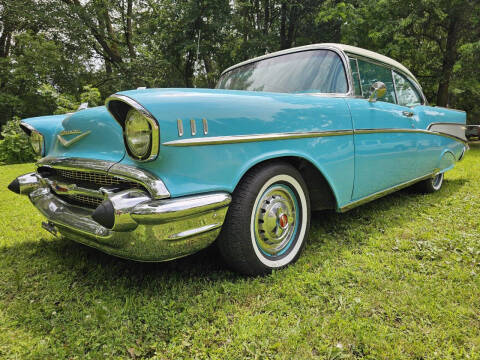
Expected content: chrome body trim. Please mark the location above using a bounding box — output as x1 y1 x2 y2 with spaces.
105 94 160 162
132 193 232 223
177 119 184 136
355 128 468 144
14 172 231 262
202 118 208 135
340 172 436 212
190 119 197 136
20 122 45 156
37 157 170 199
163 126 468 147
163 130 354 146
57 130 91 148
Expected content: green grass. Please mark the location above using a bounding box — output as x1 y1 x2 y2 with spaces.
1 148 480 359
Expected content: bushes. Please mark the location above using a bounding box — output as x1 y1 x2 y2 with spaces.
0 117 36 165
0 84 102 165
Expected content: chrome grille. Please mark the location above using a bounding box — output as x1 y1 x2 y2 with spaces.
55 169 139 188
41 168 145 209
58 194 103 209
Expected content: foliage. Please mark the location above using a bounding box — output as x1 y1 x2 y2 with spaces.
0 0 479 129
37 84 102 115
0 117 35 165
1 147 480 358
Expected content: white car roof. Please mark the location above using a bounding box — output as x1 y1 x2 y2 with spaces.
221 43 418 84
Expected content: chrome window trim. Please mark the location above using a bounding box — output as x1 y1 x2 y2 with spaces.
346 53 427 105
105 94 160 162
391 69 399 104
218 46 355 98
36 157 170 199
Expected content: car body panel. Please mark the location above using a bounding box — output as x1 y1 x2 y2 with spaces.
116 89 355 207
22 106 125 162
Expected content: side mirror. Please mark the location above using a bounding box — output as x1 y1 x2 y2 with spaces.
368 81 387 102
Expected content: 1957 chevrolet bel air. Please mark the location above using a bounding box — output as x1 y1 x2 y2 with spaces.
8 44 467 275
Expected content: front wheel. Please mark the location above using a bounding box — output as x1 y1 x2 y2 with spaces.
218 162 310 275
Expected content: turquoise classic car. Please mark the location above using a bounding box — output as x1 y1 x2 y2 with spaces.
9 44 467 275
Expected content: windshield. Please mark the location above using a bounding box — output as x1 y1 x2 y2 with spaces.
216 50 348 94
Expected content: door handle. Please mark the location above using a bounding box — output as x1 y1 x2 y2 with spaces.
402 111 414 117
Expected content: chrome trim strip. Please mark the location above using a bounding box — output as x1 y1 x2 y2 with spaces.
190 119 197 136
202 118 208 135
355 128 468 144
36 157 170 199
177 119 184 137
426 122 467 130
105 94 160 162
163 126 468 147
340 172 436 212
162 130 354 147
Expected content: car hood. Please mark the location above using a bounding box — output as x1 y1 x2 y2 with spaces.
23 106 125 162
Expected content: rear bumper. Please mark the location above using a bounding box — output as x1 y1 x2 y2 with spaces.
11 172 231 262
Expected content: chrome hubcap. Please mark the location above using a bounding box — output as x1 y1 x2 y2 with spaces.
254 185 297 256
432 173 443 189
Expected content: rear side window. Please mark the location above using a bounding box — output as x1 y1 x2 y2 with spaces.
356 59 396 103
393 72 422 107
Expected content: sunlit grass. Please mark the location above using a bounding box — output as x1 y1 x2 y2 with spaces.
0 147 479 359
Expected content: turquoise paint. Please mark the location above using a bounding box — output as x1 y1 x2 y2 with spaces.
22 87 466 212
22 106 125 162
116 89 355 207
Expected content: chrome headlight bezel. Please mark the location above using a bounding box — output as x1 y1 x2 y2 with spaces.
30 130 45 156
20 122 45 157
105 95 160 162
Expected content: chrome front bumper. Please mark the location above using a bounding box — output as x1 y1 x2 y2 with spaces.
10 171 231 262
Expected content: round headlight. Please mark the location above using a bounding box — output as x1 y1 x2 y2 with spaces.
30 131 44 156
125 109 152 159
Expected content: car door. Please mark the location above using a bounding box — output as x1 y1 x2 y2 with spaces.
346 57 418 200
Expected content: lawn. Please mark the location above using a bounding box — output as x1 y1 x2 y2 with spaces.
1 147 479 359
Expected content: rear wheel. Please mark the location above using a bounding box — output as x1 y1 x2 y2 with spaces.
218 162 310 275
415 173 444 193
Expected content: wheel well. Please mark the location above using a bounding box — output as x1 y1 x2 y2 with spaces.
241 156 337 211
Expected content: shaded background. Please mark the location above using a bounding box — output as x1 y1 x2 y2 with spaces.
1 0 479 128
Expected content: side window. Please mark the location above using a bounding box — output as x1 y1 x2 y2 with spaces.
357 59 396 103
349 57 362 96
393 72 422 107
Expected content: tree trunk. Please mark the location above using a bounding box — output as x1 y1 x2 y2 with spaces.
126 0 135 58
436 13 461 106
280 2 287 49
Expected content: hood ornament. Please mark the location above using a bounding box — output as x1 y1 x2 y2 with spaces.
57 130 91 148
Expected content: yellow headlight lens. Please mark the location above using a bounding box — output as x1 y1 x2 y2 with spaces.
125 109 152 158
